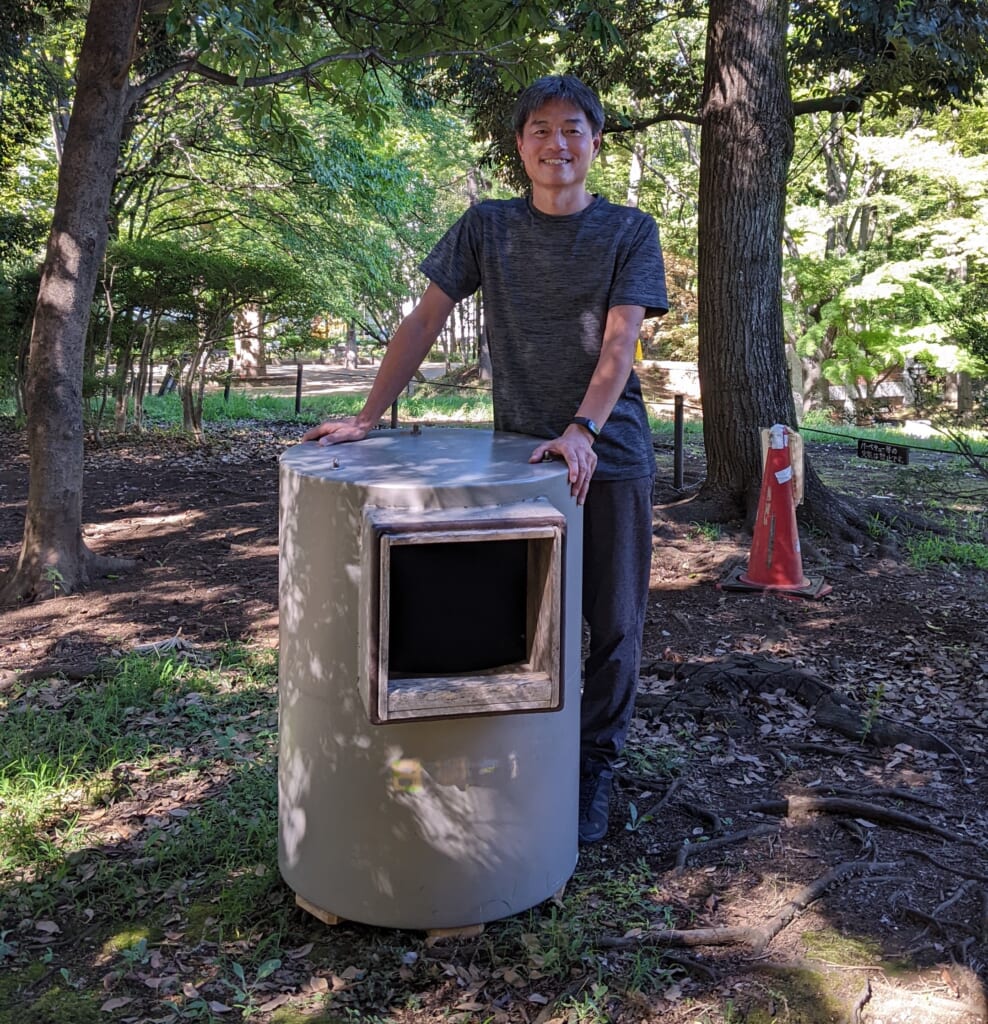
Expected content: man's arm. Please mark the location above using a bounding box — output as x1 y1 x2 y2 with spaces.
301 283 457 445
529 304 646 504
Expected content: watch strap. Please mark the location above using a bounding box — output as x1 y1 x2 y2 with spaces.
570 416 599 439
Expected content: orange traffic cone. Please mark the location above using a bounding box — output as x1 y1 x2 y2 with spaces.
720 424 831 599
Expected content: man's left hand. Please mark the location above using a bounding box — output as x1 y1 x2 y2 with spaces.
529 425 597 505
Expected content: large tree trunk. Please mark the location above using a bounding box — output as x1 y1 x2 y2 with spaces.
693 0 889 551
0 0 141 604
695 0 798 521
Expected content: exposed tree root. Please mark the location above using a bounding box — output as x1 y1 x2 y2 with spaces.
598 860 897 955
633 776 684 820
0 547 134 607
901 846 988 884
823 785 945 810
672 823 779 874
0 660 112 692
0 634 214 691
744 795 970 845
675 798 724 834
895 900 982 939
849 978 872 1024
666 455 956 561
637 654 961 757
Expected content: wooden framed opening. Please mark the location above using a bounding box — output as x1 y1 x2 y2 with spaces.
362 501 565 723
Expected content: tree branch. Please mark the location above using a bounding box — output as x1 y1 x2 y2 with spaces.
793 94 865 116
130 41 527 105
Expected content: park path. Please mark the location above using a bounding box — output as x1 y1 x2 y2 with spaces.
224 361 449 399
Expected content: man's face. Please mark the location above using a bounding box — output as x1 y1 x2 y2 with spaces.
516 99 601 193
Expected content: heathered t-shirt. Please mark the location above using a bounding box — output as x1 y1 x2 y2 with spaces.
419 195 668 479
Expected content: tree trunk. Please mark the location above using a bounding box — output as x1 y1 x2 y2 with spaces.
695 0 799 521
234 304 266 377
0 0 140 604
345 320 358 369
131 315 159 432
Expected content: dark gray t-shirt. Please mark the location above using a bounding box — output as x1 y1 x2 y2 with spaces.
420 195 668 479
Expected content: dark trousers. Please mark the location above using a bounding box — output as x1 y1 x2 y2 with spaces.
579 474 655 769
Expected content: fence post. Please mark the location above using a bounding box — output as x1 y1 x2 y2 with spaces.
295 363 303 415
223 357 234 403
673 394 684 490
390 400 398 429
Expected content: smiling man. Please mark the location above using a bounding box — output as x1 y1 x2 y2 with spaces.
303 75 669 843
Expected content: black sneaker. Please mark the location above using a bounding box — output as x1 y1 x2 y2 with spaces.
578 766 613 844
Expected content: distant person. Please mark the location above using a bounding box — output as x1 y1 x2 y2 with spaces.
303 74 668 843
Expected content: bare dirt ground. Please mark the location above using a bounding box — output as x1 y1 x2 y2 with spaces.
1 417 987 1023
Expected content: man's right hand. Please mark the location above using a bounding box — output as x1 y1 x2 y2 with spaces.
301 417 371 445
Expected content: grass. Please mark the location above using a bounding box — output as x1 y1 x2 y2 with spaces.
0 639 702 1021
131 379 710 438
0 646 282 932
2 382 985 1022
0 646 292 1023
140 390 370 426
904 529 988 570
798 409 988 458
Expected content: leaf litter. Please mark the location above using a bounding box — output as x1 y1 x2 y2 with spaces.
0 421 986 1022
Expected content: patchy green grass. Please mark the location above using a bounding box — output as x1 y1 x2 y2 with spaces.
0 645 294 1021
904 526 988 570
139 387 494 430
0 643 708 1023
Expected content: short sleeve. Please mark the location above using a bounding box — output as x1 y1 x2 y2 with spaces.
419 208 483 302
609 215 668 318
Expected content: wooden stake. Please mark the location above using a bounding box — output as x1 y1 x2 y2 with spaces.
295 893 343 926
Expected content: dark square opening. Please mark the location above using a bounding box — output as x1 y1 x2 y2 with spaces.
387 539 528 675
363 501 564 722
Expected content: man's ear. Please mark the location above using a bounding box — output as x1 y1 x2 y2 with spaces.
592 134 602 158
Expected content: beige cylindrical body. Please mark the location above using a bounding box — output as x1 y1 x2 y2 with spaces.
278 429 583 930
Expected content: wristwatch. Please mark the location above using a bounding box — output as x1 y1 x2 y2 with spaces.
570 416 600 440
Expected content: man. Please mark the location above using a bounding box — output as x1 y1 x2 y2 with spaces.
303 75 668 843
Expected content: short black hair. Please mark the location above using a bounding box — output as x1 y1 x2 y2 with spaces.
512 75 605 136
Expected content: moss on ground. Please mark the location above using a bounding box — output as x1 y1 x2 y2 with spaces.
0 982 102 1024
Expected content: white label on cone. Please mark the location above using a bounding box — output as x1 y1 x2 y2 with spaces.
775 467 793 484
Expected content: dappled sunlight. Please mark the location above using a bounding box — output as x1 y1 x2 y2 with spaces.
3 419 986 1021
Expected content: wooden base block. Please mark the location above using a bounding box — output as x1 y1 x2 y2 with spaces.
295 893 343 926
294 893 485 938
425 923 485 941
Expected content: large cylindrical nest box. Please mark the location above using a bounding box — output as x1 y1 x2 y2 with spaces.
278 428 583 930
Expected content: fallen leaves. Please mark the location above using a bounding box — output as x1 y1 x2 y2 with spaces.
99 995 133 1011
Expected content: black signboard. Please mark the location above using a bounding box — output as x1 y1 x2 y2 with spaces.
857 439 909 465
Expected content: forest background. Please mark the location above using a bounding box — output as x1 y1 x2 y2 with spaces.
1 0 987 605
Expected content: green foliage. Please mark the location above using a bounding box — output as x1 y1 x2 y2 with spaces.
0 264 37 405
0 654 205 795
0 984 102 1024
624 801 652 832
786 113 988 410
789 0 988 111
138 384 494 428
684 519 721 541
0 1 77 172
